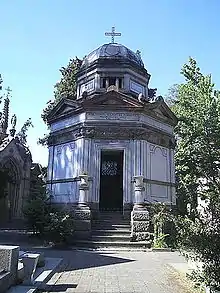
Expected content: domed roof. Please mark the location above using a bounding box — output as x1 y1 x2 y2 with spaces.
81 43 144 68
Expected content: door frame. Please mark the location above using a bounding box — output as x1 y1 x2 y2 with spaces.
99 149 124 212
92 141 132 215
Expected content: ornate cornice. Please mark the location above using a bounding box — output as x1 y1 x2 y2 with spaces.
48 124 176 149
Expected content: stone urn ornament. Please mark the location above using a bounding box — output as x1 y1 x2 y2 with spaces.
79 173 89 188
134 175 145 189
133 175 146 209
78 172 89 206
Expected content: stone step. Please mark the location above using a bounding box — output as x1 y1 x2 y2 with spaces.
92 219 130 224
73 240 151 249
91 235 131 242
92 229 131 236
97 216 127 220
74 247 150 252
92 223 131 229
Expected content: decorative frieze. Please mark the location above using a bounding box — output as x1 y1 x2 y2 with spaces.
87 112 139 121
48 125 174 149
50 113 86 132
87 111 173 134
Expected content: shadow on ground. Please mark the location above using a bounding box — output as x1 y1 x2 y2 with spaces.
0 225 136 274
40 284 77 292
21 247 136 271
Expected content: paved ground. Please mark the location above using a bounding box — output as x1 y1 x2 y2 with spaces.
0 230 197 293
0 229 196 293
23 248 195 293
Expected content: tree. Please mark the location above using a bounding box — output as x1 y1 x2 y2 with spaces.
41 57 82 124
38 57 82 146
172 58 220 290
164 84 179 108
172 57 220 215
16 118 33 145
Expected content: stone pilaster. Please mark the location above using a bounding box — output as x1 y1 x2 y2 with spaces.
131 176 152 243
73 174 91 240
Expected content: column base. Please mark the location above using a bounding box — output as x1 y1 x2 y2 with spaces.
72 205 91 240
131 207 153 243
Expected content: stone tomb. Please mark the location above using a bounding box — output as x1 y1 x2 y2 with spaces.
0 245 62 293
0 245 19 293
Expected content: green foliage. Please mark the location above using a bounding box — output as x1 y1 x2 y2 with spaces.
172 57 220 215
23 170 51 234
153 233 169 248
41 57 82 124
44 211 74 244
165 84 179 108
175 202 220 290
171 57 220 290
23 192 51 234
151 203 175 248
37 133 49 146
23 164 74 244
38 57 82 146
16 118 33 145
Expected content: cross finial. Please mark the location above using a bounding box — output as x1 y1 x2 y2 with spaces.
105 26 121 43
0 74 3 91
5 86 12 99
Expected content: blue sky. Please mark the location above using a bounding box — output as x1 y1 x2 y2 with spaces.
1 0 220 166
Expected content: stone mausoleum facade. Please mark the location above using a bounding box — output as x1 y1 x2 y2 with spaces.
46 36 177 240
0 85 32 223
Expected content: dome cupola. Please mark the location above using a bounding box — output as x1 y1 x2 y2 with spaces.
76 27 151 99
81 43 144 68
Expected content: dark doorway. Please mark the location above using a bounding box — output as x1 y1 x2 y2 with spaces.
99 150 123 212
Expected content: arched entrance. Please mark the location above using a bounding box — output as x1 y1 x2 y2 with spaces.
0 159 21 222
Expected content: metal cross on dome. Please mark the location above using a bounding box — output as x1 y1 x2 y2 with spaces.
105 26 121 43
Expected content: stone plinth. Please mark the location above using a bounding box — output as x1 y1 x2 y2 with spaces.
0 245 19 293
71 174 92 240
22 253 40 285
131 208 152 242
73 207 91 240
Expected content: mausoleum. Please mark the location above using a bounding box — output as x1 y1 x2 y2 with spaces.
0 85 32 223
46 29 177 240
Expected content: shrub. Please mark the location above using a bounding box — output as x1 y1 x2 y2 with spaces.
151 202 175 248
23 189 53 235
44 211 74 244
23 164 74 244
175 200 220 291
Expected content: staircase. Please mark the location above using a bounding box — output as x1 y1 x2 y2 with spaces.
74 212 151 251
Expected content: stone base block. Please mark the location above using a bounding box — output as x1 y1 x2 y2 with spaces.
74 219 91 231
0 272 11 293
74 231 91 240
72 206 91 240
131 209 151 244
131 232 153 242
0 245 19 292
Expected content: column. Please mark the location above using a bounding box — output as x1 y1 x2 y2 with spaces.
78 174 89 206
116 78 119 89
133 175 145 209
105 78 109 89
73 174 92 240
131 175 152 244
